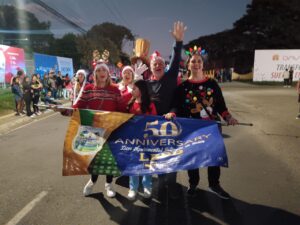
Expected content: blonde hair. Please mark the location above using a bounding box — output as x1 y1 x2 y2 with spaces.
94 63 111 87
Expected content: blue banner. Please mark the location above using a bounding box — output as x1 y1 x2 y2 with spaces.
107 115 228 176
34 53 73 78
34 53 58 78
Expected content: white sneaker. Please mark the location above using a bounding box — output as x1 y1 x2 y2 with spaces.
83 179 94 196
105 183 116 198
144 188 152 198
127 190 137 200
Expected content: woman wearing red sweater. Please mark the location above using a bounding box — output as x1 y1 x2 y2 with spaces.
64 63 122 198
81 63 123 198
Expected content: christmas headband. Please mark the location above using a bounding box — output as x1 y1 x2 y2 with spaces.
185 45 206 57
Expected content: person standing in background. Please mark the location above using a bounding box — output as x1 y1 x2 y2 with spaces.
11 77 24 116
283 69 289 87
296 79 300 119
288 67 294 88
22 76 34 118
31 74 43 116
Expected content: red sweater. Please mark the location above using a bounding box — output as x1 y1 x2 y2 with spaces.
129 102 157 115
120 85 133 106
73 83 122 111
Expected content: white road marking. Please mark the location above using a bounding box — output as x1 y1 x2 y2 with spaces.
5 191 48 225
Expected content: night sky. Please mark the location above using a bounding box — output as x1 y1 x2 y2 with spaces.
1 0 251 58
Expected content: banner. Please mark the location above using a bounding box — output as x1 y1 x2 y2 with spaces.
253 49 300 81
34 53 73 78
63 109 228 176
57 56 74 76
0 45 25 83
34 53 58 78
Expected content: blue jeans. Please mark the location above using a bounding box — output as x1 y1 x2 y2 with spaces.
129 175 152 191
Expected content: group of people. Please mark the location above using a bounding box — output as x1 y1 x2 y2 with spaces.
42 71 72 100
11 71 43 117
57 21 238 201
214 68 233 83
10 67 80 118
283 67 294 88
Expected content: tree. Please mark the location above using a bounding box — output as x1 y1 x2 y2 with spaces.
52 22 134 69
0 5 135 70
48 33 82 70
84 22 134 66
0 5 54 53
87 22 134 50
185 0 300 73
76 34 119 69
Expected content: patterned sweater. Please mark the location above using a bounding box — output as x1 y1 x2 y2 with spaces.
171 78 230 121
73 83 122 111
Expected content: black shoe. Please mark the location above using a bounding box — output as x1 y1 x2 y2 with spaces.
208 185 230 200
187 186 197 197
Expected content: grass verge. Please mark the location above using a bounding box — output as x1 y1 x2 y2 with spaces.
0 88 15 116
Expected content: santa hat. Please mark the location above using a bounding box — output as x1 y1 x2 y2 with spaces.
94 62 110 74
150 51 165 64
121 66 134 77
75 69 86 77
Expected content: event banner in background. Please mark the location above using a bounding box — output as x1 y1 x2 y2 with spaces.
34 53 73 78
57 56 74 77
253 49 300 81
63 109 228 176
0 44 25 83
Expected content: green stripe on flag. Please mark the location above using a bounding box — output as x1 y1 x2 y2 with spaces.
88 143 121 177
79 109 95 126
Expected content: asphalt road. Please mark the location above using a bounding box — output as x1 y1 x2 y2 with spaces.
0 82 299 225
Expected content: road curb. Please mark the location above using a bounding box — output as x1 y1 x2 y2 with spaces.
0 102 71 135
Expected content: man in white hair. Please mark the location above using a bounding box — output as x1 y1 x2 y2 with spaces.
147 21 187 200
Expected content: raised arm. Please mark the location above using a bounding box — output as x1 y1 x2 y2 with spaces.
171 21 187 42
167 21 187 77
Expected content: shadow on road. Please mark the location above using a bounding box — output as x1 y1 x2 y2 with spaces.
88 179 300 225
222 133 231 139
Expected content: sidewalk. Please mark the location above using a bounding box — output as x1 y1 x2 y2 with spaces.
0 100 71 135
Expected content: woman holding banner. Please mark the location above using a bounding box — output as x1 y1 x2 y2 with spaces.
165 46 238 199
58 62 123 198
77 63 124 198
